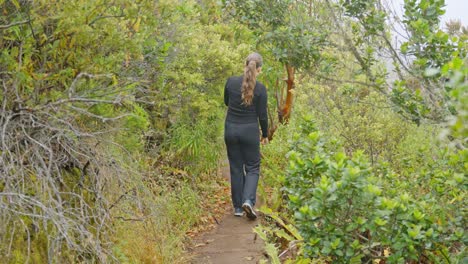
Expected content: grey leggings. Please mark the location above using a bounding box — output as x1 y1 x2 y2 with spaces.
224 121 260 208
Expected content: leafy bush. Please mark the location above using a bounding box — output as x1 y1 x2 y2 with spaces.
0 0 237 261
284 116 466 263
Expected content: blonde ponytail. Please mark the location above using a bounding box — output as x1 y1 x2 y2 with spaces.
241 53 263 106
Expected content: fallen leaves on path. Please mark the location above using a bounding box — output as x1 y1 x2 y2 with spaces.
186 173 231 237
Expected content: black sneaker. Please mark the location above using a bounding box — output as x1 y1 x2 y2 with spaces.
234 207 243 217
242 200 257 220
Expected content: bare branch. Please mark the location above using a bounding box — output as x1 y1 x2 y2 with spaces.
311 72 383 91
67 72 114 98
0 20 29 30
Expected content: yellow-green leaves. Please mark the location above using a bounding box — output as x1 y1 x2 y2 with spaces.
284 116 466 262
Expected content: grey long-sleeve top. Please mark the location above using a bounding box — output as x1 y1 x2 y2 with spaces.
224 76 268 138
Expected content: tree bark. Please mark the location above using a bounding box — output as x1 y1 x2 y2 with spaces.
267 64 296 141
279 64 295 124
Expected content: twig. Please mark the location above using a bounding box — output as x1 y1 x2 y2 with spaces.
311 72 382 90
0 20 29 30
114 216 145 222
67 72 113 97
89 14 125 26
212 215 219 225
108 188 136 211
278 240 300 259
16 97 122 113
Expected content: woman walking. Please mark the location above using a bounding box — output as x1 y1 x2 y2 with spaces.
224 53 269 220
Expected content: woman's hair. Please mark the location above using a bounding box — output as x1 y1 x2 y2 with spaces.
241 52 263 106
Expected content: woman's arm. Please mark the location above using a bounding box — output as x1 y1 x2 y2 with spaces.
224 78 230 106
256 85 268 138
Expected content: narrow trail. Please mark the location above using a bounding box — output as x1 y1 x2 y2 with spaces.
189 163 265 264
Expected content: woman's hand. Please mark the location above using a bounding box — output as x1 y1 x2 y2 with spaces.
261 137 269 145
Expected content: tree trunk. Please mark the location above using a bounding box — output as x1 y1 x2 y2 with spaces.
279 64 295 124
267 64 296 141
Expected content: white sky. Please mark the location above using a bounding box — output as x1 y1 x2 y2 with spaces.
442 0 468 25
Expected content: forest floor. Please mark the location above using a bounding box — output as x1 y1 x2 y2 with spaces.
188 163 266 264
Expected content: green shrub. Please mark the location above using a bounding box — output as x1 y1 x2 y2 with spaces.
284 116 466 263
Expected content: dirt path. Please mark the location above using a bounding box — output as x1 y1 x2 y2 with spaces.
189 164 265 264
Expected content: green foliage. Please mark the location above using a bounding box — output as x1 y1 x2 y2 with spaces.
338 0 467 123
402 0 462 69
1 0 160 261
300 78 424 167
120 103 151 152
264 243 281 264
442 56 468 147
152 3 252 174
341 0 386 36
259 207 304 242
164 118 222 174
1 0 242 262
224 0 327 69
1 0 466 263
258 122 294 210
391 80 431 125
284 116 466 262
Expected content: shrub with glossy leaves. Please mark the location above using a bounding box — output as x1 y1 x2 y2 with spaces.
284 116 466 263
